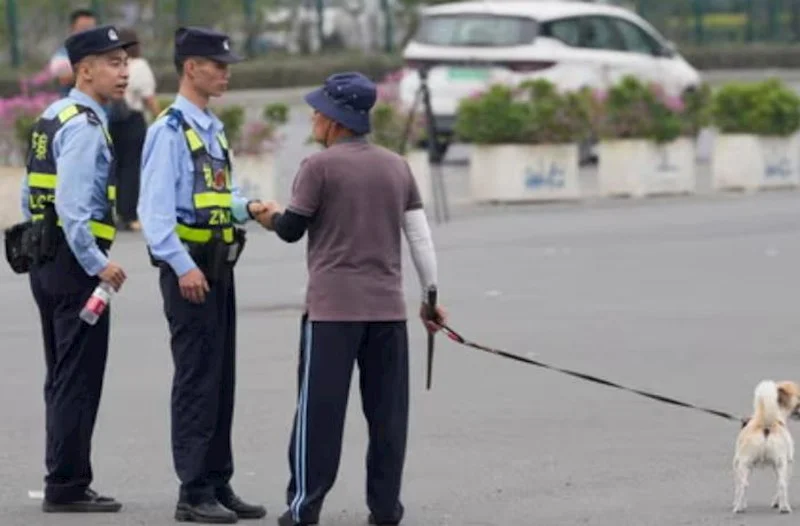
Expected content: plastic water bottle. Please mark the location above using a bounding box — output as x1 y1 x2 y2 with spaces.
79 282 115 325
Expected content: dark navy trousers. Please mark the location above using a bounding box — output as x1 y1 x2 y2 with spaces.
286 315 409 524
29 242 110 503
159 266 237 505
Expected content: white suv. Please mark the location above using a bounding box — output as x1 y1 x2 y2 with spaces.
399 0 702 153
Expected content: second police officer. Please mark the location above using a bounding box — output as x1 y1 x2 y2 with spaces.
21 25 132 513
137 27 267 524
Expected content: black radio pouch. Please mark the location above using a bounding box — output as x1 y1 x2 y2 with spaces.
4 220 33 274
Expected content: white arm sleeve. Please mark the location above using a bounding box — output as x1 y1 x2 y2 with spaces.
402 208 438 300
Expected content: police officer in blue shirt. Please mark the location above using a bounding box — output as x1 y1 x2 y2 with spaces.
20 25 133 513
138 27 267 524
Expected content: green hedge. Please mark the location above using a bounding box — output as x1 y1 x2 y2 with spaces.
3 46 800 98
0 53 404 98
680 44 800 69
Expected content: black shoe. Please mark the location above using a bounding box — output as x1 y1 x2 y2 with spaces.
277 509 317 526
368 514 400 525
216 490 266 520
42 488 122 513
175 500 238 524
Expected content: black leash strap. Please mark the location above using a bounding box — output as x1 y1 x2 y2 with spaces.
439 324 747 426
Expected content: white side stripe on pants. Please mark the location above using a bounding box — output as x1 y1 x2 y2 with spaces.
291 321 312 522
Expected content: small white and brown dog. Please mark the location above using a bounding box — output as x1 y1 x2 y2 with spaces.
733 380 800 514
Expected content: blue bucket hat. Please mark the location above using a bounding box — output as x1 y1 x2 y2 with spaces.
304 72 377 135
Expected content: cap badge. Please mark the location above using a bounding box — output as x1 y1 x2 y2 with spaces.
223 39 230 51
108 29 119 41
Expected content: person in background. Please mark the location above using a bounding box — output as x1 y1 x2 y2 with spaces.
108 27 159 231
49 9 97 97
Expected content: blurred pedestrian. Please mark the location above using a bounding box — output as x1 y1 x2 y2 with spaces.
255 71 447 526
108 27 159 231
49 9 97 97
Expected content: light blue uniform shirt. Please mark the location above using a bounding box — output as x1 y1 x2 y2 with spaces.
20 88 113 277
138 95 252 277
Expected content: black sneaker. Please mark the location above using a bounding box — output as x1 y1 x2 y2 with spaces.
277 509 317 526
175 500 238 524
42 488 122 513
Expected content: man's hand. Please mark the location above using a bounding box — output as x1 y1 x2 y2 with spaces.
420 303 447 333
179 268 210 304
247 200 267 218
254 200 283 230
98 262 127 291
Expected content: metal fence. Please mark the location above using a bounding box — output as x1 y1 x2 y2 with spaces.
1 0 407 70
3 0 800 71
636 0 800 45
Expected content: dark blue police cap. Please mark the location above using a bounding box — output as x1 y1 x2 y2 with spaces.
65 25 137 65
174 27 243 64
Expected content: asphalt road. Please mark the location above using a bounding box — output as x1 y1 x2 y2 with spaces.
3 186 800 525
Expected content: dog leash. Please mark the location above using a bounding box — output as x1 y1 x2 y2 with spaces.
438 323 748 426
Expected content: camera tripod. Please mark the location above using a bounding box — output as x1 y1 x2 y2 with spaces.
399 67 450 225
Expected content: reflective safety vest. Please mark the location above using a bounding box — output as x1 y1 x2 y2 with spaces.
25 103 117 246
164 107 235 245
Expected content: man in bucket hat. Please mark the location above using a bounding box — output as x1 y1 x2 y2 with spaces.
254 72 447 526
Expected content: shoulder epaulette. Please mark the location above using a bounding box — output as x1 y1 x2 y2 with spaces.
164 107 183 131
84 110 101 126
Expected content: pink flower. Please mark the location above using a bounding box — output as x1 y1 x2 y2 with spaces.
592 89 608 104
663 95 685 113
29 69 53 87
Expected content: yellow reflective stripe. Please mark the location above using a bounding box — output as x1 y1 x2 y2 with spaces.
176 225 234 244
31 214 44 221
194 192 232 208
58 105 79 123
108 185 116 200
185 129 203 152
89 221 115 241
217 132 229 150
28 172 57 189
52 218 116 241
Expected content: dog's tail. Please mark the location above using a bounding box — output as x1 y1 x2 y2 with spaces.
753 380 782 428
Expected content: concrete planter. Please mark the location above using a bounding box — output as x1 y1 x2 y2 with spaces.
405 149 434 210
469 143 581 203
711 134 800 191
0 167 25 229
598 138 696 198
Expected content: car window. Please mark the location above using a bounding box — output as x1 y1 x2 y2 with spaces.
578 17 624 51
611 17 660 55
542 18 580 47
414 14 538 47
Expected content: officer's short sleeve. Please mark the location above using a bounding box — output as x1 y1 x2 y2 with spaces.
287 158 323 218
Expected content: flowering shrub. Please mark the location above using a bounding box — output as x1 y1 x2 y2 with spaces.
711 79 800 136
369 70 426 154
234 102 290 155
0 68 59 167
454 79 592 145
592 76 684 144
590 76 714 144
